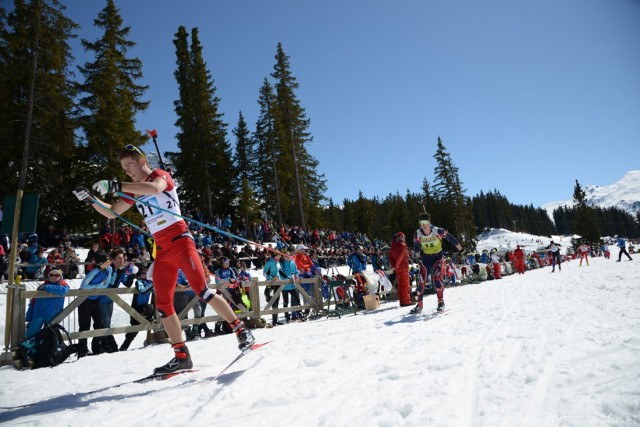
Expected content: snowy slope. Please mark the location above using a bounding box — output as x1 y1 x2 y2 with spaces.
474 229 578 255
0 240 639 426
543 170 640 219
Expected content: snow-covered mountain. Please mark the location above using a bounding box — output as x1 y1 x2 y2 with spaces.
542 170 640 219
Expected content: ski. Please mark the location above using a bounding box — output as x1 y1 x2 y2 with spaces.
133 369 200 384
423 308 451 321
211 341 273 381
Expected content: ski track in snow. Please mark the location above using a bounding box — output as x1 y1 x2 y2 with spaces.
1 257 639 426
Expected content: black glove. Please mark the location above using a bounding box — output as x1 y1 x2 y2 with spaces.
92 179 121 196
72 186 95 204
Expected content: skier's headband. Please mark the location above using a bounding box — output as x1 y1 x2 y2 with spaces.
120 144 147 160
419 220 431 226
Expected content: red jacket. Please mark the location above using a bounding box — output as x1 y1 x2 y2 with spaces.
293 252 313 273
389 240 409 271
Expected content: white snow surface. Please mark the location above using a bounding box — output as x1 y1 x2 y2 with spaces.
1 236 640 426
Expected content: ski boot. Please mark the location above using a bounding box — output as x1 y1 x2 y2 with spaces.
437 300 446 312
409 301 423 314
231 320 255 352
154 343 193 375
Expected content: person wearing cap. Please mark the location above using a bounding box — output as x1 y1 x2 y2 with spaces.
546 240 562 272
389 232 411 307
513 245 526 275
74 144 255 375
25 269 69 338
412 212 463 314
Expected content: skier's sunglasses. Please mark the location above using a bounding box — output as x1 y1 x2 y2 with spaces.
419 220 431 226
49 273 61 278
125 144 146 158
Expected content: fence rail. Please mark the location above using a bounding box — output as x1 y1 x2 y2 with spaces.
1 273 396 367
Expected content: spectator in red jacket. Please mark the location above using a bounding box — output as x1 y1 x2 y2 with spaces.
513 245 526 274
389 232 411 307
45 248 64 277
293 244 314 278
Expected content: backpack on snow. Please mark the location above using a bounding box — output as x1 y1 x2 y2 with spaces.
19 323 78 369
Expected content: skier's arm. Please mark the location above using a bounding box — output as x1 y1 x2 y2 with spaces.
89 175 168 218
120 177 168 196
438 228 463 252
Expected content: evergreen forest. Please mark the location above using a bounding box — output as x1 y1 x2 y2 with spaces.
1 1 638 247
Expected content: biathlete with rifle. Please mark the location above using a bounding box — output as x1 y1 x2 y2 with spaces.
73 144 255 375
411 212 463 314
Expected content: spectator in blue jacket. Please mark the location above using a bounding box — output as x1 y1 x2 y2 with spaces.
616 235 633 262
25 269 69 338
119 268 154 351
26 246 47 279
99 248 137 352
263 252 283 326
347 246 368 274
280 247 302 322
77 251 112 357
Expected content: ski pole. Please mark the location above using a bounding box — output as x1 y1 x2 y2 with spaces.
88 196 153 240
145 129 168 172
114 191 285 256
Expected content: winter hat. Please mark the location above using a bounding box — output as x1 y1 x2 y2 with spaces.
296 244 307 251
396 232 405 239
48 269 63 278
419 213 431 222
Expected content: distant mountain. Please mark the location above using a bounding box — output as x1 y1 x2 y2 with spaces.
543 170 640 219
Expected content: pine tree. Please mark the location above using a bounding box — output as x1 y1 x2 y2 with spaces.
171 26 234 219
572 179 601 244
271 43 326 227
232 112 260 226
252 78 282 224
431 137 475 247
77 0 148 182
0 0 82 231
232 111 255 189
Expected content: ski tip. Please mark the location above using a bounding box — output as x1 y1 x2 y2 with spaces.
244 340 274 353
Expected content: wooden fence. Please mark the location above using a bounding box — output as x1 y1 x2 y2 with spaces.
1 274 391 367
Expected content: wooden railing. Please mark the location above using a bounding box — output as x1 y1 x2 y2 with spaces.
0 275 355 367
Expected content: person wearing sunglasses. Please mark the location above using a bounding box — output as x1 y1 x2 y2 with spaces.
73 144 255 375
411 213 463 314
25 269 69 339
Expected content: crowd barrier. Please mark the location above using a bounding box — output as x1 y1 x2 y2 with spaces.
1 272 400 368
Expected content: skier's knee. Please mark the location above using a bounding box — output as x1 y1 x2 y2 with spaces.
200 288 214 302
157 304 175 318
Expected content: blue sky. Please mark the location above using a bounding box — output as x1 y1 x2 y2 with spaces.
59 0 640 208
